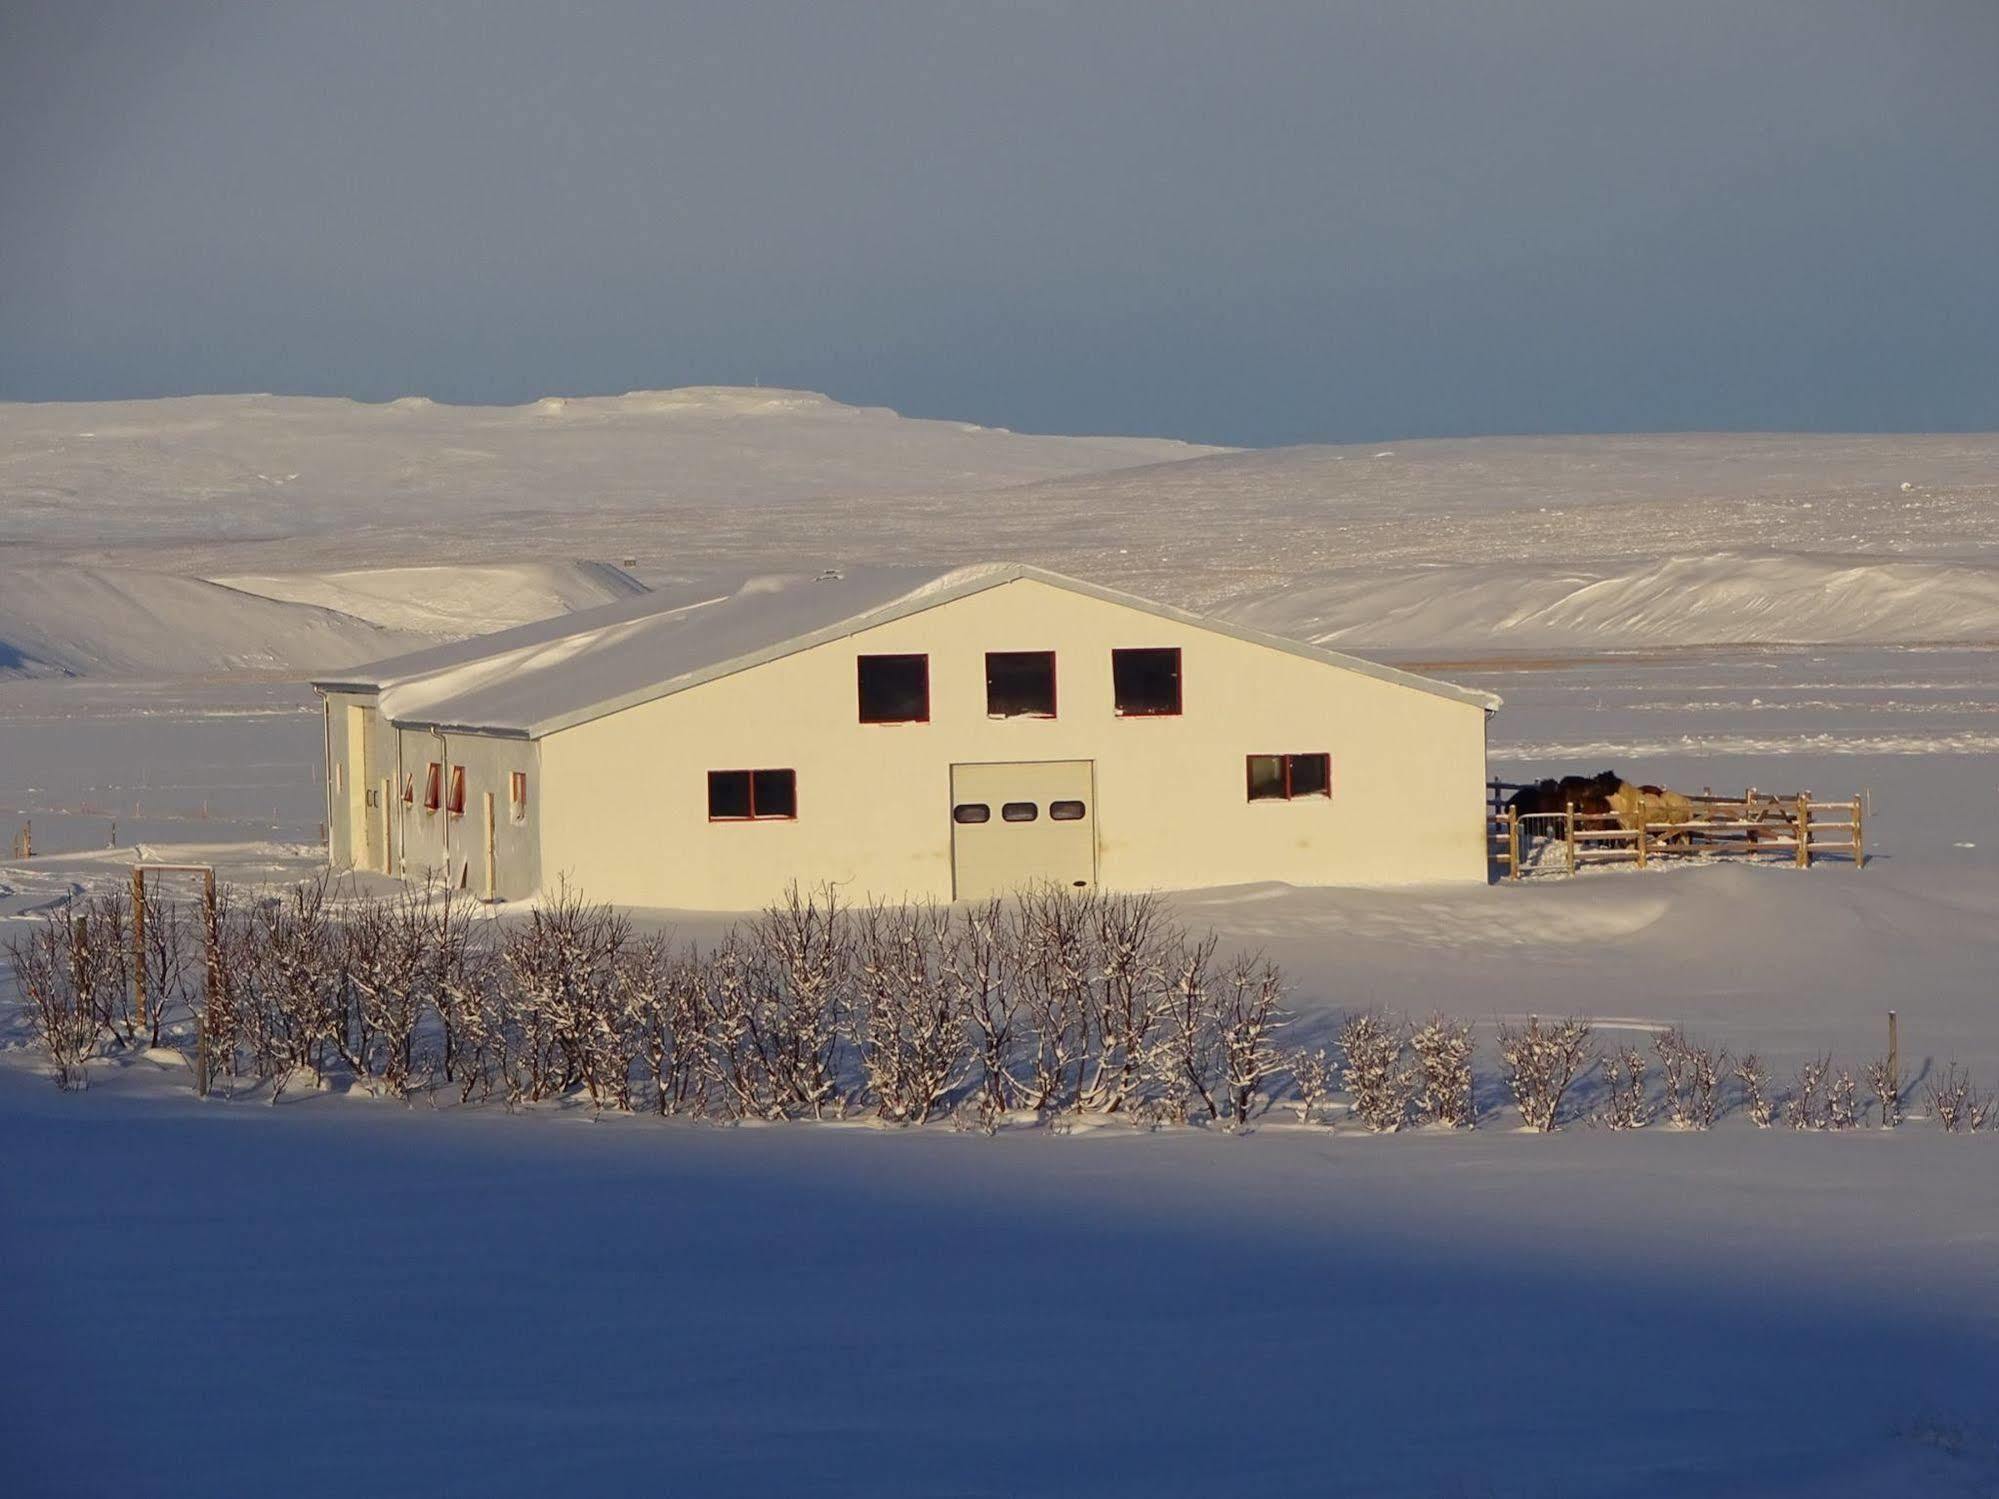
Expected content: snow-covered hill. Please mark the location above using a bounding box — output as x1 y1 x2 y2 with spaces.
1215 552 1999 653
0 387 1223 554
0 566 423 677
207 560 646 636
4 397 1997 674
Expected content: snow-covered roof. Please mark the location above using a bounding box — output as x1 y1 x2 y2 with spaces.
313 563 1501 737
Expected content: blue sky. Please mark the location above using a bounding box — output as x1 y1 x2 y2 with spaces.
4 1 1995 445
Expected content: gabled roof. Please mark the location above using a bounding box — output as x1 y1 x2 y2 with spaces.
314 563 1501 737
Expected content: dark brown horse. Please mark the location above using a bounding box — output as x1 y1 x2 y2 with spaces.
1508 770 1622 819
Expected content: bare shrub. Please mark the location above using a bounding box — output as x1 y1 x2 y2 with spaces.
497 879 631 1105
1784 1055 1830 1130
1827 1068 1859 1130
1928 1065 1976 1133
342 887 436 1098
1970 1090 1995 1133
948 899 1018 1125
1337 1011 1412 1132
135 885 196 1050
743 883 850 1118
1082 892 1168 1114
1865 1053 1905 1129
1154 933 1222 1124
1655 1027 1726 1129
1287 1047 1333 1126
1497 1016 1594 1132
237 874 351 1095
855 900 966 1124
1216 953 1287 1127
1734 1052 1773 1128
1409 1013 1476 1129
6 911 103 1088
620 934 707 1116
1598 1045 1648 1130
1014 888 1096 1116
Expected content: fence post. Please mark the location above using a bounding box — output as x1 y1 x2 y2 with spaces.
1565 801 1577 877
1796 793 1811 869
130 866 147 1032
1855 789 1866 869
1888 1010 1899 1104
1507 806 1520 881
1636 817 1648 870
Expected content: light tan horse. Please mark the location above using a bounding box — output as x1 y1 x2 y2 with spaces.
1608 781 1696 842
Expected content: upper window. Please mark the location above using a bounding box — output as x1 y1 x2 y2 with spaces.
986 650 1057 718
1247 753 1332 802
400 773 415 806
709 768 798 821
422 762 443 812
858 654 930 724
1112 647 1182 717
447 765 467 817
509 770 528 822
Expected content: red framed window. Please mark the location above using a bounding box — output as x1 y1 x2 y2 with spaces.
400 773 415 806
422 762 443 812
708 768 798 821
1112 648 1182 716
986 650 1057 718
446 765 467 816
1247 753 1332 801
509 770 528 821
858 654 930 723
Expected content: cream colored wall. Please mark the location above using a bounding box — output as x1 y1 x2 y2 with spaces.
393 729 540 899
537 577 1489 911
323 688 394 872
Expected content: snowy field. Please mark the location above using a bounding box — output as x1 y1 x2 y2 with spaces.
3 394 1998 1496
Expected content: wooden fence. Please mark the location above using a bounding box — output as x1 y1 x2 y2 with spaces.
1487 782 1865 880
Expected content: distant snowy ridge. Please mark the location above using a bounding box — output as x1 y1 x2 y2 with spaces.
0 566 426 678
208 560 646 635
1215 552 1999 652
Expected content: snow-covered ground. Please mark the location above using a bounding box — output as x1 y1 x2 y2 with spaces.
3 395 1997 1495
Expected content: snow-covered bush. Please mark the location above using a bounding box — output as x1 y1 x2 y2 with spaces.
1409 1013 1476 1129
1783 1055 1830 1130
1865 1053 1905 1129
731 883 848 1118
1286 1046 1333 1127
947 899 1017 1128
1013 886 1096 1116
1337 1011 1412 1132
1734 1052 1774 1128
1217 953 1287 1127
1084 892 1169 1115
1154 932 1222 1124
1497 1016 1594 1132
1928 1065 1977 1133
5 911 104 1089
1654 1027 1725 1129
855 899 966 1125
1597 1045 1648 1130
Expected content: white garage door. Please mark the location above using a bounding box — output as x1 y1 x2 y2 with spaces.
949 760 1097 902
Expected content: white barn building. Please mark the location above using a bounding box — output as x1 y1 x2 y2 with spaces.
313 565 1500 909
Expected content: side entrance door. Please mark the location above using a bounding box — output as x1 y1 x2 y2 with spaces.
949 760 1097 901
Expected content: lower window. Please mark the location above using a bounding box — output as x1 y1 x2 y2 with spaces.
1247 753 1332 801
709 768 798 820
